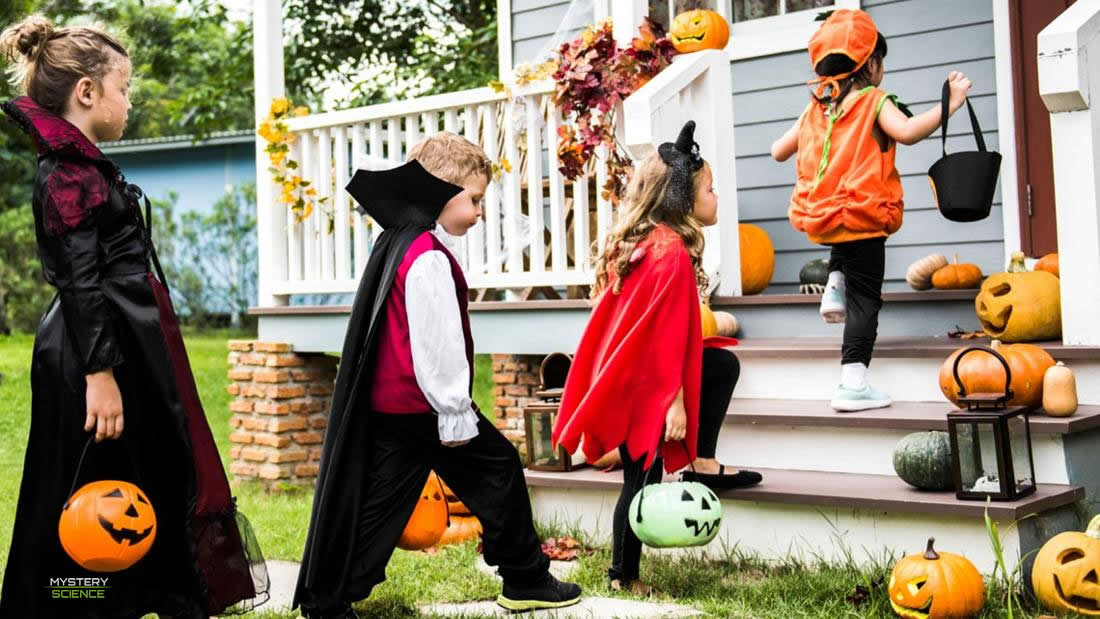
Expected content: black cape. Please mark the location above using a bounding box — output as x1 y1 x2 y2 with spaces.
293 161 463 610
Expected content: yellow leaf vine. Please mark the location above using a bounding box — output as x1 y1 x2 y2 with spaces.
258 97 329 224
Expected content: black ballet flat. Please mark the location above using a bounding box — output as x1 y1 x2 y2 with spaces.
681 465 763 490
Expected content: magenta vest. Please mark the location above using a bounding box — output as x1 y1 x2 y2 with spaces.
370 230 474 413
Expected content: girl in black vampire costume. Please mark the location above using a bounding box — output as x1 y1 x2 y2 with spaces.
293 133 581 618
0 16 266 618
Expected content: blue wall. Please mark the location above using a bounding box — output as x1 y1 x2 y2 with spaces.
109 140 257 215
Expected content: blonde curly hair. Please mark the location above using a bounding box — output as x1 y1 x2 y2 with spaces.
591 152 710 298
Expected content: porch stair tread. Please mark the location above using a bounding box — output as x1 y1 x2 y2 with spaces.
729 336 1100 359
523 467 1083 520
724 398 1100 435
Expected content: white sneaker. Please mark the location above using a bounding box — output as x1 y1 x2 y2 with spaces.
819 284 846 323
831 383 892 412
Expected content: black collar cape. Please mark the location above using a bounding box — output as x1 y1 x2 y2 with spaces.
293 160 463 611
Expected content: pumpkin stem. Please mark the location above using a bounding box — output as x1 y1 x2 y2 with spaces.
1087 515 1100 540
924 537 940 560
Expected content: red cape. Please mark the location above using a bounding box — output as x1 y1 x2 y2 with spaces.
553 225 734 472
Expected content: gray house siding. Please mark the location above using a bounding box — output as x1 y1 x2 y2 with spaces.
509 0 1004 293
733 0 1003 292
511 0 592 68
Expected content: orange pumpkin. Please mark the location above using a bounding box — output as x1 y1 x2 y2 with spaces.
438 479 471 516
700 303 718 338
1033 515 1100 616
58 480 157 572
975 271 1061 342
888 538 984 618
938 340 1055 409
1035 252 1059 277
438 515 482 546
397 471 449 551
669 9 730 54
931 255 982 289
739 223 775 295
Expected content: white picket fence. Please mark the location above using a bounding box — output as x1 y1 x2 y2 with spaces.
263 81 614 298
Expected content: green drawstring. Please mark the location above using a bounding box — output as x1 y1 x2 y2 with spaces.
814 85 877 187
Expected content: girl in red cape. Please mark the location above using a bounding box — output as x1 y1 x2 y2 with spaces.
553 121 761 594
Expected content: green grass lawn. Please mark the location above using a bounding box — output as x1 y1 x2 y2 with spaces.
0 331 1060 618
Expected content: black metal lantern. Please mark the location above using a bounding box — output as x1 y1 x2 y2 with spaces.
946 346 1036 501
523 353 587 472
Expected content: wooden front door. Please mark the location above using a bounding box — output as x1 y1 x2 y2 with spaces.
1010 0 1075 257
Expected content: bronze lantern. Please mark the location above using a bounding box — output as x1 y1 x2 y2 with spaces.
523 353 587 472
946 346 1036 501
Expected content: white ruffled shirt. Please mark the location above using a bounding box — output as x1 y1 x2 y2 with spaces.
402 226 480 443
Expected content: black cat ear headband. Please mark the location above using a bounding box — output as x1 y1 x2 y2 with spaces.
657 120 704 214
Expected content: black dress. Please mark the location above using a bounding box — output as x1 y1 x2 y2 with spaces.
0 97 267 618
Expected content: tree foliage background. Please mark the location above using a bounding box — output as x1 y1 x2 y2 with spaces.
0 0 498 332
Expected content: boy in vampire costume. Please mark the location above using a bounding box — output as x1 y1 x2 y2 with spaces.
292 133 582 619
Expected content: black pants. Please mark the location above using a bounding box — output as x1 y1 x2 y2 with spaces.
828 237 886 366
608 348 740 582
339 412 549 608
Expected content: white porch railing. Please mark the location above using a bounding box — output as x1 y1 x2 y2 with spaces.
259 82 618 300
1039 2 1100 346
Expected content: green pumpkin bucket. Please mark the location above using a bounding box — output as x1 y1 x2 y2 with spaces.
628 447 723 548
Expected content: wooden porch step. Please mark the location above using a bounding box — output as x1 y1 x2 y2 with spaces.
730 335 1100 359
523 467 1083 520
724 398 1100 435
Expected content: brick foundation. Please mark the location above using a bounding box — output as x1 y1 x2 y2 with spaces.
490 353 544 461
226 340 337 488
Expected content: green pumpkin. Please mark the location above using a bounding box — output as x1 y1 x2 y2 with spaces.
628 481 722 548
892 431 955 491
799 258 830 294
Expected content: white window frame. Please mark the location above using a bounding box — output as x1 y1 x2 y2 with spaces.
650 0 861 61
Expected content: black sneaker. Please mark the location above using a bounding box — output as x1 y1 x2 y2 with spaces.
497 572 582 612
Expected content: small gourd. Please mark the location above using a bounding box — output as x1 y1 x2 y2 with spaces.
931 255 983 290
1035 252 1059 277
906 253 948 291
1008 250 1028 273
1043 362 1078 417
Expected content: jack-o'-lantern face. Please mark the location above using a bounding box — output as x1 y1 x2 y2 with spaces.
1033 516 1100 615
58 480 157 572
397 471 449 551
888 538 984 618
669 10 730 54
975 271 1061 342
628 481 722 548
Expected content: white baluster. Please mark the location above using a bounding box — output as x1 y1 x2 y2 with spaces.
333 125 350 281
595 144 613 256
423 111 439 137
351 123 368 276
404 114 421 152
317 127 334 281
387 117 401 162
300 131 317 281
546 98 566 273
502 102 523 273
444 109 459 133
526 97 545 273
464 105 485 277
480 104 501 275
573 174 590 272
286 135 302 281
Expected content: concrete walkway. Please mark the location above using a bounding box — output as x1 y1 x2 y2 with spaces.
255 558 704 618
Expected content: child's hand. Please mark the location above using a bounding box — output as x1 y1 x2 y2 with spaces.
947 71 972 114
664 398 687 442
85 369 124 442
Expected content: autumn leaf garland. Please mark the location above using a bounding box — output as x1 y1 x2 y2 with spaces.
552 18 677 205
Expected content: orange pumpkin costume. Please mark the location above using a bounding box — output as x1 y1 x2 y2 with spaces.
789 9 904 245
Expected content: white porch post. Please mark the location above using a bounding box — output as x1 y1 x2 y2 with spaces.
1038 3 1100 346
253 1 288 308
610 0 646 45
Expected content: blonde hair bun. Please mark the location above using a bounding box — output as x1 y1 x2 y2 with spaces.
1 14 54 60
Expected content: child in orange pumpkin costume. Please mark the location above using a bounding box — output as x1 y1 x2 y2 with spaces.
771 9 972 411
